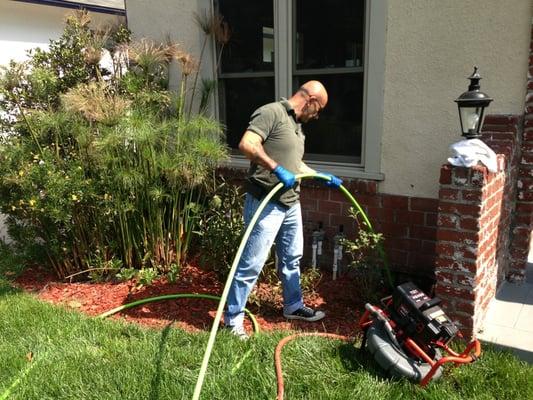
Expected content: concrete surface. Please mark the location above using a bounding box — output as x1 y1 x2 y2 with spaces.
478 254 533 364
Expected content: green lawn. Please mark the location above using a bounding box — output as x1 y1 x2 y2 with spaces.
1 266 532 400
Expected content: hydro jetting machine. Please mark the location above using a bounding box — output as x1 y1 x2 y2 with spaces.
359 281 481 386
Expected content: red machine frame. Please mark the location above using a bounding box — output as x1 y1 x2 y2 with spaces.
359 297 481 386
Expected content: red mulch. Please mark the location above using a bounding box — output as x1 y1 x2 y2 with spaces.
14 262 368 336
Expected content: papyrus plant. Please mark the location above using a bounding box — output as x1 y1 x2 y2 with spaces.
0 11 228 279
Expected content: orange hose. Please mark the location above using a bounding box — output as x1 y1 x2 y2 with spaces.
274 332 352 400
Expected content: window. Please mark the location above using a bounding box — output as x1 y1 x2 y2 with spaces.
217 0 275 150
216 0 386 179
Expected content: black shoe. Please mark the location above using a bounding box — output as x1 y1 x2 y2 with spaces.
283 306 325 322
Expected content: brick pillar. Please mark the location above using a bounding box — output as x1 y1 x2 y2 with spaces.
435 157 506 338
509 24 533 278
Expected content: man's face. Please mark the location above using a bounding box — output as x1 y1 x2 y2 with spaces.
300 97 325 123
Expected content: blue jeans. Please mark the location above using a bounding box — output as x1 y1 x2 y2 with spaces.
224 193 304 328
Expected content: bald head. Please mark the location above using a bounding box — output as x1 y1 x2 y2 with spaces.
289 80 328 123
299 80 328 108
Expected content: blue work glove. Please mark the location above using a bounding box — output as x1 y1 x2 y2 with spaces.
273 165 296 188
316 171 343 188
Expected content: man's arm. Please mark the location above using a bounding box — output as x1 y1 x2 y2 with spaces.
239 131 278 171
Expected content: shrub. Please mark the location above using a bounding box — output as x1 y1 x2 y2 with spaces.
342 206 388 300
196 178 245 281
0 11 228 279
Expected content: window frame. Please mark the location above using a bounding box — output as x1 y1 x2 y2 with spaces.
217 0 387 181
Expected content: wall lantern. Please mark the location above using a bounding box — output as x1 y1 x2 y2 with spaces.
454 66 493 139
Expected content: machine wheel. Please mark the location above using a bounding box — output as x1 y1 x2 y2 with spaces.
365 321 443 382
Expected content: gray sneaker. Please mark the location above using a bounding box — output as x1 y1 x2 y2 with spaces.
283 306 325 322
225 325 249 340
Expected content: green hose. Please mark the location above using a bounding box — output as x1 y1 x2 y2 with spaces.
192 173 392 400
97 293 260 334
1 174 388 400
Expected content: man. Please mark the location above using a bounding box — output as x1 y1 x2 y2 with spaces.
224 80 343 339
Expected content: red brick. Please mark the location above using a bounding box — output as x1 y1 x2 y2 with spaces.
438 202 481 217
301 198 318 212
303 187 329 200
435 257 477 274
437 213 459 229
521 152 533 165
421 240 436 254
328 189 348 202
367 207 395 222
471 169 488 187
521 142 533 153
510 232 530 247
483 114 518 126
518 191 533 201
435 270 456 285
439 188 460 201
451 315 474 337
410 225 437 240
425 212 438 227
366 181 378 195
330 215 357 232
459 246 478 260
440 166 452 184
509 259 527 271
523 129 533 141
395 210 425 225
513 213 533 225
436 229 479 244
354 194 381 207
307 211 330 225
456 274 475 287
518 167 533 179
436 242 456 258
386 238 422 251
379 222 409 237
408 252 436 269
452 168 470 186
318 200 342 215
387 249 409 266
435 284 476 301
462 189 483 202
455 301 475 314
510 247 530 259
381 194 409 209
482 130 516 141
410 197 438 212
460 217 479 231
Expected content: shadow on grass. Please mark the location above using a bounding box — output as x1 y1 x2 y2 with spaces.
149 322 173 400
0 278 21 297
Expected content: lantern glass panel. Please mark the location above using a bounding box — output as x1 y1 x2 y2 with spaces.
459 106 482 133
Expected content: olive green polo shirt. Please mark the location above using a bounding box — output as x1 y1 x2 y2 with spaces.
244 99 305 208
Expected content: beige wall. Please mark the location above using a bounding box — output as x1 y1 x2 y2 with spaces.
380 0 532 197
126 0 532 198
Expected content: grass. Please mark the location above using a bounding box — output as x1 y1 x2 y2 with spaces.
1 258 532 399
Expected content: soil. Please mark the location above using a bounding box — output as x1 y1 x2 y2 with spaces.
14 262 371 336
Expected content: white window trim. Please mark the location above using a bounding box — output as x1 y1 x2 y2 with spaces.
218 0 387 181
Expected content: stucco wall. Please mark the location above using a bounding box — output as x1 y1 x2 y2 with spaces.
380 0 532 198
125 0 532 198
0 0 124 66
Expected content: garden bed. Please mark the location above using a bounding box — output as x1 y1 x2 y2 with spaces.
15 263 367 336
